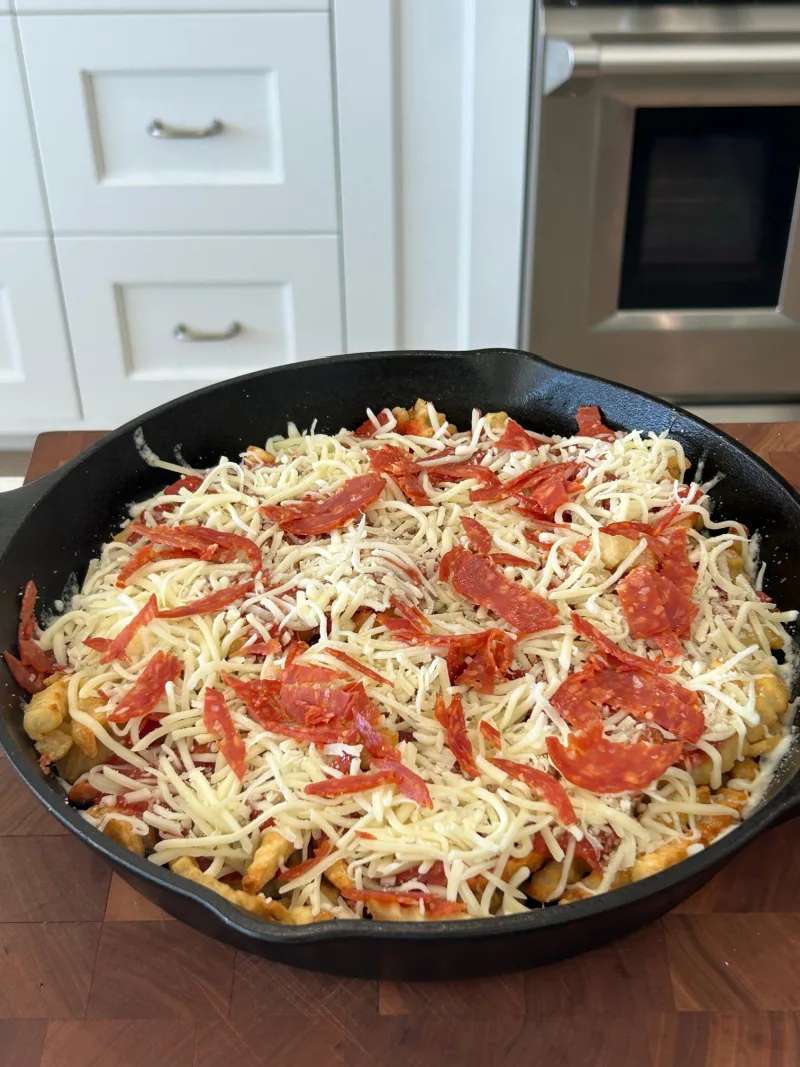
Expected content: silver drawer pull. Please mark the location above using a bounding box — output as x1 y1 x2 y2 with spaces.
147 118 224 139
173 321 242 343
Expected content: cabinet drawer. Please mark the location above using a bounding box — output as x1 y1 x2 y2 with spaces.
57 235 343 426
20 14 337 234
0 239 80 430
0 20 46 232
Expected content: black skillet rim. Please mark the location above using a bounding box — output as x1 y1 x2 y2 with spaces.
1 347 798 946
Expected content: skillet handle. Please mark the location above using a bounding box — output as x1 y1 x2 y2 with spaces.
0 470 61 560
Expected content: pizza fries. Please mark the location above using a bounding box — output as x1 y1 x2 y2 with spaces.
6 401 795 923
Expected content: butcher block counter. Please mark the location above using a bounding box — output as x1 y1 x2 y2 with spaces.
1 424 799 1067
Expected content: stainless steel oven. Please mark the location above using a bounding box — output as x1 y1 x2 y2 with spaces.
523 5 800 402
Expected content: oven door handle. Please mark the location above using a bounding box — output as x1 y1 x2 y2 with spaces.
545 38 800 95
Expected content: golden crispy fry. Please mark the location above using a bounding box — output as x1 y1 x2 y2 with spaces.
241 830 294 894
35 727 73 762
696 788 748 846
725 545 746 580
559 868 631 904
730 757 758 782
392 398 454 438
469 847 547 898
87 805 151 856
688 733 739 786
70 721 97 758
667 454 690 480
598 532 658 572
68 779 100 807
56 739 112 783
755 671 790 726
170 857 332 924
113 523 134 543
484 411 509 432
744 735 782 757
362 899 468 922
525 857 588 903
324 858 355 893
243 445 276 470
23 678 68 741
630 841 689 882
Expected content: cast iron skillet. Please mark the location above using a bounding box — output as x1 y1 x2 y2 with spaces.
1 349 798 980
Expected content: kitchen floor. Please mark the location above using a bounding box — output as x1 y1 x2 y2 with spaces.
0 404 798 493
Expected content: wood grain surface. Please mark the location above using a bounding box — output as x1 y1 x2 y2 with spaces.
1 424 798 1067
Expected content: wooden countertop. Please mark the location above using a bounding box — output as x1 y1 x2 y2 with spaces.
2 425 800 1067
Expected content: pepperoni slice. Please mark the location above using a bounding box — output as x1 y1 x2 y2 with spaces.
2 651 45 693
305 769 400 798
601 521 665 561
616 566 673 639
470 460 577 505
16 581 57 676
461 517 492 554
98 595 158 664
151 475 205 517
434 694 479 778
575 405 616 441
389 595 430 633
116 545 206 588
276 838 333 881
369 445 430 506
128 522 221 560
553 664 703 742
546 720 683 794
490 758 577 826
354 411 391 438
108 650 182 723
341 886 466 916
177 526 263 574
521 476 572 516
373 757 433 808
221 673 284 721
324 649 391 685
489 553 538 569
267 721 357 745
479 720 502 747
203 687 248 780
260 474 385 536
650 503 683 536
497 418 550 452
157 579 254 619
659 528 696 597
232 637 282 658
350 683 400 760
571 613 676 675
427 464 500 488
653 572 697 637
440 546 558 633
447 629 516 694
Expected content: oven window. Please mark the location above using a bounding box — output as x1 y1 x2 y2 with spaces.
618 107 800 310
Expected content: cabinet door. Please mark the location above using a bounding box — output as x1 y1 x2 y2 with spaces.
57 235 343 427
0 20 47 232
0 239 80 431
20 14 337 234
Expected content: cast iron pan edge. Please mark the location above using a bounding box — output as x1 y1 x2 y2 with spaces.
0 348 798 979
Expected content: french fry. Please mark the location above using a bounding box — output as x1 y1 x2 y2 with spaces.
242 831 294 894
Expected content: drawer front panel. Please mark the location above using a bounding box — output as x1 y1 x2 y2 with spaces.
21 14 337 233
0 20 47 232
0 238 80 431
57 235 343 427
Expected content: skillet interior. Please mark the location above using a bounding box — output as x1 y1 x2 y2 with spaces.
1 348 798 979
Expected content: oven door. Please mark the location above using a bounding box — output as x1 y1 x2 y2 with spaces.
527 7 800 402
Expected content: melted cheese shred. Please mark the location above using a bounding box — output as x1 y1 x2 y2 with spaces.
40 409 796 919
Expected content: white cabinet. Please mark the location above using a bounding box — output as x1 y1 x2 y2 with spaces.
57 236 343 426
0 19 47 233
0 239 80 430
20 14 338 233
17 1 326 10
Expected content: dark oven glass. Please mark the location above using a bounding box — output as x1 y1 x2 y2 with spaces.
618 106 800 311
